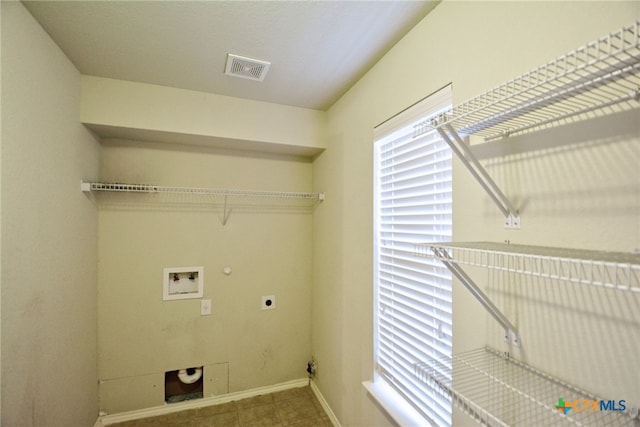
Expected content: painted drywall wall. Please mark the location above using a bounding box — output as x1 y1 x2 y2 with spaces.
1 2 101 426
313 1 639 425
81 76 326 157
0 3 3 421
0 2 3 420
97 140 314 413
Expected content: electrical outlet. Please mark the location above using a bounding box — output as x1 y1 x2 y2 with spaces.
261 295 276 310
201 299 212 315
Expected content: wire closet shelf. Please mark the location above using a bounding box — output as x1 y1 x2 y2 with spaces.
81 181 324 226
409 20 640 226
414 20 640 142
415 242 640 294
82 181 324 202
414 346 639 427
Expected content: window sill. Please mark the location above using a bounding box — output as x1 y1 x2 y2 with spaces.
362 379 431 427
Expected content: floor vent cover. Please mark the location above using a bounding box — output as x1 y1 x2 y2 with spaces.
224 54 271 82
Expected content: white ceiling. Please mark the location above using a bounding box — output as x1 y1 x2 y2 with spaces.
23 0 439 111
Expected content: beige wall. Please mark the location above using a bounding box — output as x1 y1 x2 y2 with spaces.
0 3 4 420
97 140 314 413
313 1 640 425
83 72 322 414
0 2 101 426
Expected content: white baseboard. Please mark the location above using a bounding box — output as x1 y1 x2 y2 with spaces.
94 378 309 426
310 379 342 427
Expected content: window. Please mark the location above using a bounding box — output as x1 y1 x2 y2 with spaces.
373 86 453 426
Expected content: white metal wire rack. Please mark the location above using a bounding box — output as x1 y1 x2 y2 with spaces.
415 20 640 142
411 21 640 225
415 242 640 294
413 242 640 345
81 181 324 225
81 181 324 201
414 346 639 427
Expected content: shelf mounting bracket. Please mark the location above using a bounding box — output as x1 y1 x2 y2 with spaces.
435 123 520 229
432 246 520 346
222 194 231 226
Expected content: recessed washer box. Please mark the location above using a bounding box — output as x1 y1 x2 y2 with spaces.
163 267 203 301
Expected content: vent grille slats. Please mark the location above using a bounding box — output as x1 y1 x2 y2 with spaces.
225 54 270 82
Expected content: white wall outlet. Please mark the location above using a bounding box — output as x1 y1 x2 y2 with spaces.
261 295 276 310
201 299 212 316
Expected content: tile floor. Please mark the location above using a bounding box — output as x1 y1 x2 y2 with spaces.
110 386 333 427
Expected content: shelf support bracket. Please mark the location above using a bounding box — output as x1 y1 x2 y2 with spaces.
433 247 520 346
435 124 520 229
222 194 231 226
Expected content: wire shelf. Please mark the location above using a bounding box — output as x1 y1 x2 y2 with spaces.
82 182 324 201
415 242 640 294
415 20 640 141
81 181 324 225
415 347 639 427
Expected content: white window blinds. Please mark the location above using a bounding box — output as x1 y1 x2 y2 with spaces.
373 86 453 426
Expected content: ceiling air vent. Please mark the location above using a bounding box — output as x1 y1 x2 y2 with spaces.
224 54 271 82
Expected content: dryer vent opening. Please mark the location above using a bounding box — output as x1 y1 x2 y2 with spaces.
165 367 203 403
